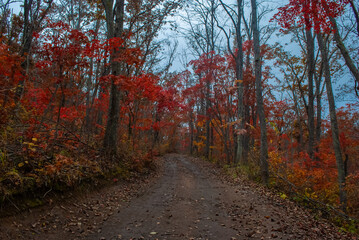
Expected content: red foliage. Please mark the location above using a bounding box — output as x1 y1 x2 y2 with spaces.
273 0 349 33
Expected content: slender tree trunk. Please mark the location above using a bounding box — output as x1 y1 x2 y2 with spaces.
243 47 252 161
235 0 244 165
243 104 250 162
251 0 269 185
15 0 33 102
205 0 216 160
205 77 211 159
199 91 205 155
317 32 347 210
306 29 315 159
189 110 194 155
315 63 324 148
102 0 125 154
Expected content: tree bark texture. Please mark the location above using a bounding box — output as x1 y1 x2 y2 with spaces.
235 0 245 165
317 32 347 210
102 0 125 154
305 29 315 159
251 0 269 185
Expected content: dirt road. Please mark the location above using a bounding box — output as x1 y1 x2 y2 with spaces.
89 154 239 240
0 154 355 239
88 154 353 240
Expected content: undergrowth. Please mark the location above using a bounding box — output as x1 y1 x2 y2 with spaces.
0 141 161 217
217 148 359 235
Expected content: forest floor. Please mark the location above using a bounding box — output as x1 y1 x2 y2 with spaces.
0 154 357 240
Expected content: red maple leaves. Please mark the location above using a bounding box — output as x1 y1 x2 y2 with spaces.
273 0 349 33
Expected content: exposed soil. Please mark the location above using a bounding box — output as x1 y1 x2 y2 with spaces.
0 154 357 240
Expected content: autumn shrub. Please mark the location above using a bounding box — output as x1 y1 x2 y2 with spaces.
346 173 359 217
127 151 157 173
238 147 261 182
0 130 161 209
269 149 339 202
158 142 171 155
268 142 359 228
43 153 102 188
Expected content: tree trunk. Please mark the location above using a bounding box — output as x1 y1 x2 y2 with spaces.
317 32 347 210
205 76 211 159
102 0 125 154
243 44 252 161
306 29 315 159
315 62 324 149
189 110 194 155
251 0 269 185
235 0 244 165
205 0 216 160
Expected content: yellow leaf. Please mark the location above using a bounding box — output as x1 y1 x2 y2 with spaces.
32 138 37 142
280 193 287 200
18 162 24 167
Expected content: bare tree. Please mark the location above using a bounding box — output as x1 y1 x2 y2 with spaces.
15 0 53 101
